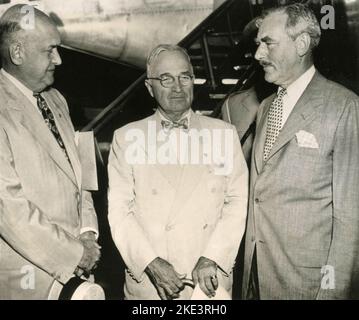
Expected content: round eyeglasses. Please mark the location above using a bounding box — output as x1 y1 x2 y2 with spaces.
147 74 194 88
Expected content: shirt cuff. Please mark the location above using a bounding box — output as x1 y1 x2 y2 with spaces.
80 227 99 240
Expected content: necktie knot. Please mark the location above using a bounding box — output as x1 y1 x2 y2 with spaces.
277 88 287 99
161 118 189 131
33 92 42 100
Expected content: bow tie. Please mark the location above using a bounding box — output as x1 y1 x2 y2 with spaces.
161 118 189 131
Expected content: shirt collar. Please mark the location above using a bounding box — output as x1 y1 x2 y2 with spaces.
1 68 37 104
157 108 192 126
279 65 316 100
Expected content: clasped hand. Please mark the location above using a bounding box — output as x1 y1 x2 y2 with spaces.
145 256 218 300
76 231 101 277
145 257 186 300
192 256 218 298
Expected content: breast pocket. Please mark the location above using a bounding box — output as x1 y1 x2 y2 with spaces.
280 139 326 186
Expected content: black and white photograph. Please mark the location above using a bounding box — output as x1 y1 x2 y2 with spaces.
0 0 358 307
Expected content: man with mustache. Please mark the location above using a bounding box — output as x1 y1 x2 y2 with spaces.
242 3 359 299
108 44 248 299
0 5 100 299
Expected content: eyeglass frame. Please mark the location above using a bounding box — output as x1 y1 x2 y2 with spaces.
146 73 195 88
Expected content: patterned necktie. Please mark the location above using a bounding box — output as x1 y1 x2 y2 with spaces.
263 88 287 161
34 93 70 162
161 118 189 131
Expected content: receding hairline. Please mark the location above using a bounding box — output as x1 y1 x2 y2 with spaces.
0 4 60 62
146 44 193 76
0 4 56 32
256 3 321 49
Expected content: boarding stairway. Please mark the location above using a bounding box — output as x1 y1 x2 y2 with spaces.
81 0 277 165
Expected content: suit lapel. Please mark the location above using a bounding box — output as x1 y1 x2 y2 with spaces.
254 72 325 172
253 96 274 174
43 92 82 188
0 74 77 186
265 72 324 162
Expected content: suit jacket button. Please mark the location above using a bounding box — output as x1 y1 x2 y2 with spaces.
251 236 255 242
165 225 173 232
255 198 260 204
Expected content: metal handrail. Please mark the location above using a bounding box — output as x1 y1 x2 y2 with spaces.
81 0 239 133
81 74 146 133
210 62 257 119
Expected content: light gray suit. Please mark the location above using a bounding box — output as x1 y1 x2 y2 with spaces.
0 73 98 299
242 72 359 299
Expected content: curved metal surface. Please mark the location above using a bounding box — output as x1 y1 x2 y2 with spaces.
344 0 359 66
0 0 226 68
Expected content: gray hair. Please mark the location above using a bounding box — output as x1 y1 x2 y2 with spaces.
257 3 321 49
146 44 193 77
0 4 52 57
0 4 26 57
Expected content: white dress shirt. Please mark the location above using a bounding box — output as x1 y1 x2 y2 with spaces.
280 65 316 128
158 108 191 126
158 109 191 165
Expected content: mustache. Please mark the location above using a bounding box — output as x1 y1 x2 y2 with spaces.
260 61 274 67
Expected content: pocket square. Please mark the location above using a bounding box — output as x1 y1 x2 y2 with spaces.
295 130 319 149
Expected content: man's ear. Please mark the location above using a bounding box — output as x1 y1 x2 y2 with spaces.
9 42 24 65
295 32 311 57
145 79 154 98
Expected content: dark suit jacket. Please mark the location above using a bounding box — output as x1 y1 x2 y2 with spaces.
242 72 359 299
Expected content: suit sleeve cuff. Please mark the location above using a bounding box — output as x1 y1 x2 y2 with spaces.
131 253 158 282
80 227 99 240
201 252 232 277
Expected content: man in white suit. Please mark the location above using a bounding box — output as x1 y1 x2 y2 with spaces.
0 5 100 299
242 3 359 299
108 44 248 300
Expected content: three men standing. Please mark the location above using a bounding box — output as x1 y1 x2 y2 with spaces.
2 2 359 301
